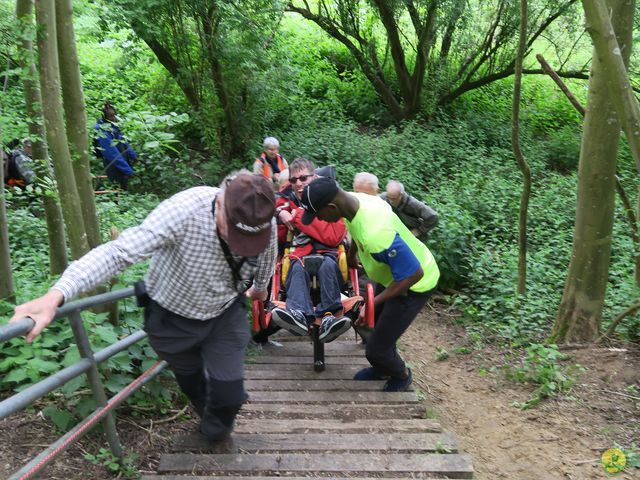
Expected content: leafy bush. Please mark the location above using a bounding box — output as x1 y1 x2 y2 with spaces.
505 344 585 409
0 193 176 429
543 125 582 172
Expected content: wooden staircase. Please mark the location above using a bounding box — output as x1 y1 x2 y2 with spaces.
143 336 473 479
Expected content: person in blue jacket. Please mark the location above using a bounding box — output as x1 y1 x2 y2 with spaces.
94 102 137 190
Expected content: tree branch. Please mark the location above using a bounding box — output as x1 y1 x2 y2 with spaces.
287 2 404 119
439 67 589 105
131 22 201 110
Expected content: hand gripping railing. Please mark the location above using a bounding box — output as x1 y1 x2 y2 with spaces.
0 286 167 480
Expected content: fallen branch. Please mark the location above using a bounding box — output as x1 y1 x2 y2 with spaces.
153 405 190 425
536 54 585 115
599 299 640 340
573 458 600 465
599 389 640 401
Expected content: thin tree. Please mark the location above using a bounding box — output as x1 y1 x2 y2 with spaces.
511 0 531 295
55 0 101 249
16 0 67 275
581 0 640 170
536 53 640 286
0 25 14 301
550 0 634 342
0 136 14 302
35 0 89 259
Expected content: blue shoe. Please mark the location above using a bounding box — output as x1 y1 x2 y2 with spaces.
383 369 412 392
353 367 388 381
318 314 351 343
271 308 309 336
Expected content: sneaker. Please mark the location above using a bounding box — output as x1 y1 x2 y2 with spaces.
353 367 388 381
383 369 412 392
318 314 351 343
270 308 309 336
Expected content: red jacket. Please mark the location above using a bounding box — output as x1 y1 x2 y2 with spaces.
289 207 346 258
276 192 346 258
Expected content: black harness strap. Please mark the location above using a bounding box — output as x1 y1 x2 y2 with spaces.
212 197 247 292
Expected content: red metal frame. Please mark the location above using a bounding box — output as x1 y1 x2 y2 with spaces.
365 282 375 328
350 267 359 296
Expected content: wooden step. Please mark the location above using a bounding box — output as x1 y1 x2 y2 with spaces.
144 476 447 480
270 332 363 342
238 403 426 419
252 342 365 356
247 391 418 403
246 355 369 365
245 379 397 391
171 432 457 452
157 453 474 478
244 366 362 379
231 418 442 434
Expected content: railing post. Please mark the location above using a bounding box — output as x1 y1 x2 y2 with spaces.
312 325 325 372
68 310 124 461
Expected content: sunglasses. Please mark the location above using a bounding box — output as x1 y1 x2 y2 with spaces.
289 174 313 184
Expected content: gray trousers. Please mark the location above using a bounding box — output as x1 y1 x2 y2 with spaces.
143 297 249 440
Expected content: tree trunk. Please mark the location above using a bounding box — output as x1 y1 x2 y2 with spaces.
131 21 201 111
581 0 640 170
536 53 640 287
511 0 531 295
55 0 101 249
201 6 244 160
35 0 90 260
287 3 405 122
0 149 15 302
16 0 68 275
0 16 15 297
550 0 633 342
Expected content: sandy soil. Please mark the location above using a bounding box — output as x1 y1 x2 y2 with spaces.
402 304 640 480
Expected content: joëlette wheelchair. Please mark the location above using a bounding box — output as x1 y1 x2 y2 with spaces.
252 242 374 372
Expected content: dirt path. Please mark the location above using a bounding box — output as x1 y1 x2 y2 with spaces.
402 305 640 480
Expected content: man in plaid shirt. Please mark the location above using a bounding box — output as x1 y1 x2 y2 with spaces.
11 172 277 442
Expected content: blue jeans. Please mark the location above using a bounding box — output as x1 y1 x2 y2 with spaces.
285 255 343 319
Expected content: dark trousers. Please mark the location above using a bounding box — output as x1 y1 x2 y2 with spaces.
285 256 343 318
104 161 130 190
143 298 249 441
365 286 432 378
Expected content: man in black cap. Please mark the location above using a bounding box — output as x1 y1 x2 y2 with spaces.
11 171 277 441
298 177 440 392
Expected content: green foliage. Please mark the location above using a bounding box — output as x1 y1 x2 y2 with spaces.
84 447 139 478
543 125 582 172
434 346 449 362
115 110 201 194
505 344 585 409
614 443 640 469
1 192 175 429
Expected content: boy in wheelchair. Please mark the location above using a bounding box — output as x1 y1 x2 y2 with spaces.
270 158 352 343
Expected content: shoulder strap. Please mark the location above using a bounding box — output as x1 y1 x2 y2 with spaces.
212 197 247 291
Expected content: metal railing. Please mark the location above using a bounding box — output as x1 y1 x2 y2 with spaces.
0 286 167 480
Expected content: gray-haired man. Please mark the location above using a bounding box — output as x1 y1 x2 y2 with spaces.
11 172 277 442
381 180 438 243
